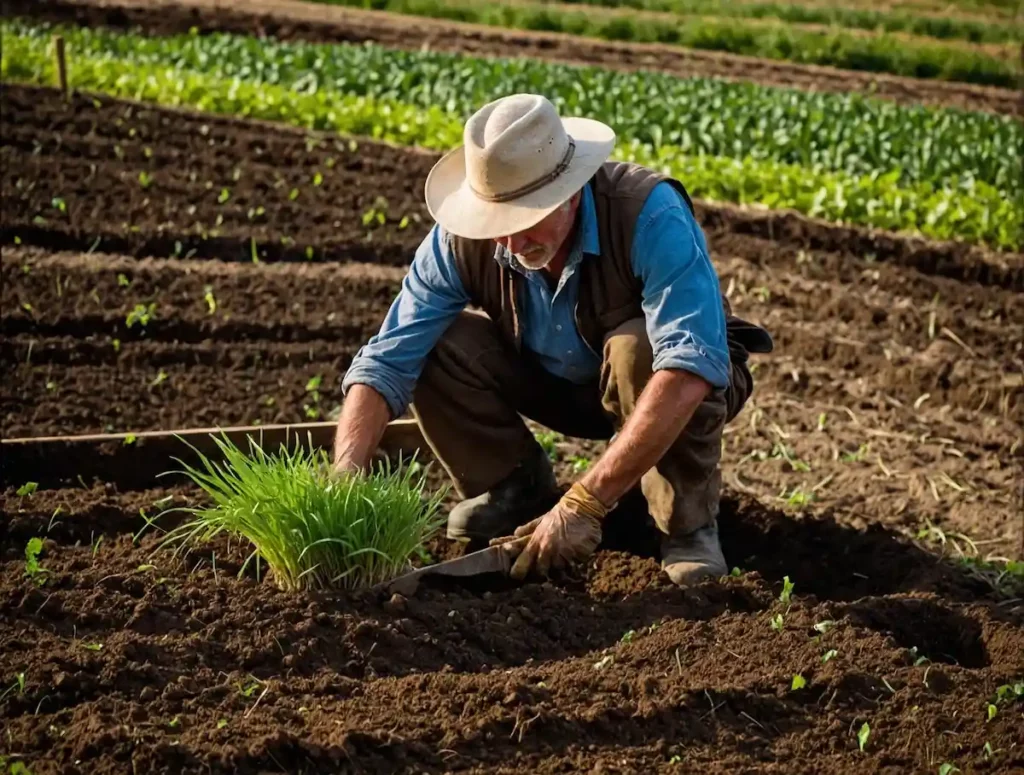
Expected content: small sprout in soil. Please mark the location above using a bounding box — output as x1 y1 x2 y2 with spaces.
668 755 682 764
816 412 827 431
91 534 103 557
143 146 153 159
856 721 870 752
159 437 445 590
203 285 217 315
51 197 66 213
81 642 103 652
569 455 591 474
938 765 960 775
7 761 35 775
24 538 47 583
593 655 614 670
217 719 228 729
770 613 784 631
534 430 562 462
289 187 300 201
398 215 411 230
730 567 743 577
983 742 995 759
620 629 636 644
112 339 121 353
813 620 835 634
167 716 181 729
0 672 27 703
250 237 260 263
124 434 137 446
783 487 815 508
822 649 838 664
908 646 930 666
841 443 870 463
993 682 1024 704
217 188 230 204
150 370 169 388
304 374 323 419
21 302 33 313
14 235 22 245
791 674 807 691
986 703 998 721
237 676 263 698
779 576 795 607
247 206 266 221
138 171 153 189
118 273 132 287
313 172 323 186
32 216 47 226
17 482 38 497
305 246 314 260
126 303 156 329
46 381 57 393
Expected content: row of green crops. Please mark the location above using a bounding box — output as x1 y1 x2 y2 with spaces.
547 0 1021 44
3 24 1019 248
6 21 1019 198
312 0 1020 87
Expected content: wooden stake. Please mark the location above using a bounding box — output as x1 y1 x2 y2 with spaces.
53 35 69 99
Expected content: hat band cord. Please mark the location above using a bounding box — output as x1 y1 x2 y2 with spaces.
471 138 576 204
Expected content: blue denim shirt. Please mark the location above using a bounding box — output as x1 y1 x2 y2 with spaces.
342 182 729 417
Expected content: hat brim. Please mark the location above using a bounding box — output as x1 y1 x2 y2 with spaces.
424 117 616 241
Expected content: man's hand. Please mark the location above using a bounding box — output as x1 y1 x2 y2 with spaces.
495 482 610 580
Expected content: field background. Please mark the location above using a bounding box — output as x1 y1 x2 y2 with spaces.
1 0 1022 772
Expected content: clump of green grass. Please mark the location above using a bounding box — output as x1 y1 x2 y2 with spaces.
159 436 445 591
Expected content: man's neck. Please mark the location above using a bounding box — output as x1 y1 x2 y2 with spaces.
541 218 579 282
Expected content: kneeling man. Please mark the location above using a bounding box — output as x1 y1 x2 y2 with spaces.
333 94 772 585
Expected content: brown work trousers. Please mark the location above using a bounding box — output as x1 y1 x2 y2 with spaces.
411 311 753 537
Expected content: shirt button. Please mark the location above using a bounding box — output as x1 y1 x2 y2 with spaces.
556 324 562 331
567 349 573 355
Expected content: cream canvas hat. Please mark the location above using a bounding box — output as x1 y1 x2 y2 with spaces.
424 94 616 241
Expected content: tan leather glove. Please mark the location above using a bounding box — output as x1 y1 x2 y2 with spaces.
496 482 610 581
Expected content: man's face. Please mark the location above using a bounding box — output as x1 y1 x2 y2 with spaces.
495 193 580 270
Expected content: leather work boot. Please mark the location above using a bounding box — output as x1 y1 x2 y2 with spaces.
661 520 728 586
446 444 561 543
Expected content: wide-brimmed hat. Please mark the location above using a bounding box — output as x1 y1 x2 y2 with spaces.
424 94 616 241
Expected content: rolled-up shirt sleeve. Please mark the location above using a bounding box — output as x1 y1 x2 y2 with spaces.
341 224 469 417
631 182 730 390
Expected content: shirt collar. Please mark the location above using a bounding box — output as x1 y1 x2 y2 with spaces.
494 183 601 272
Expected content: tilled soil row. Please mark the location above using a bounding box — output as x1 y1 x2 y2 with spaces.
6 0 1021 115
3 86 1020 290
2 483 1022 773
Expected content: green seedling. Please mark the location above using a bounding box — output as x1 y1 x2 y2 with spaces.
305 246 314 260
17 481 38 497
569 455 591 474
0 673 26 703
167 716 181 729
8 761 35 775
81 642 102 652
986 703 997 721
125 303 156 329
313 172 323 186
593 655 614 670
730 567 743 577
398 215 411 230
534 430 562 462
237 676 263 698
938 765 960 775
138 171 153 189
51 197 66 213
857 722 870 752
217 718 228 729
303 374 323 419
984 742 995 759
816 412 827 431
993 682 1024 703
813 620 835 634
620 629 636 644
217 187 230 204
770 613 784 631
21 302 33 313
288 187 300 201
112 338 121 353
822 649 838 664
841 443 870 463
45 381 57 392
779 576 795 607
791 674 806 691
158 436 445 590
24 538 47 584
150 370 169 388
203 285 217 314
124 434 137 445
117 273 131 287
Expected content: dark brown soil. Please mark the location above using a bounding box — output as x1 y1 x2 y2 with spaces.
1 85 1022 774
4 86 1020 288
6 0 1022 115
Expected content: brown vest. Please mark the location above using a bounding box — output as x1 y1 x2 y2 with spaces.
451 161 695 355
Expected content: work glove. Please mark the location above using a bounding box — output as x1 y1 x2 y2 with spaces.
492 482 610 580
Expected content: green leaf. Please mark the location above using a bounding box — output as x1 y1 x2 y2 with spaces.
986 703 997 721
822 649 838 664
791 674 807 690
857 722 870 752
779 576 795 606
16 482 38 497
938 765 960 775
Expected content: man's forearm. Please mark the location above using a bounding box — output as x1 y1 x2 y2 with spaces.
333 384 391 472
580 369 711 508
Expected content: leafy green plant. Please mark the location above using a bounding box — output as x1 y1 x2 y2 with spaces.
791 674 807 690
822 649 838 664
158 435 446 590
535 430 562 461
138 170 153 189
3 22 1019 248
24 538 47 583
16 481 37 497
203 285 217 314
